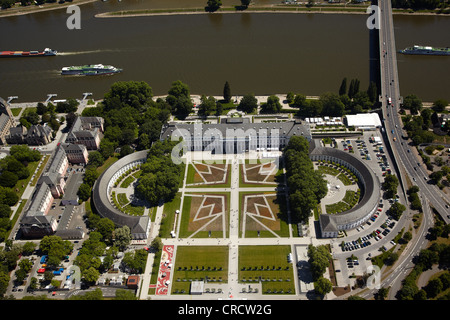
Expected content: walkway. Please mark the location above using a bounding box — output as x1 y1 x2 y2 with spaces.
141 153 330 300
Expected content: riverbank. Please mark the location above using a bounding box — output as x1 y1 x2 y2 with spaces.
95 5 450 18
1 1 448 19
0 0 97 18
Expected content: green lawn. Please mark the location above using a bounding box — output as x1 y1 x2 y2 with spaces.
171 246 228 294
120 175 135 188
96 156 119 175
10 108 22 116
239 245 295 294
159 192 182 238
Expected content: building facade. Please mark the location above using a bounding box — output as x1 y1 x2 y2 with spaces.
65 116 104 150
160 119 311 154
0 97 16 145
62 143 89 164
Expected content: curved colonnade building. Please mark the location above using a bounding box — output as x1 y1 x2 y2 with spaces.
92 134 381 240
309 140 381 238
91 150 149 240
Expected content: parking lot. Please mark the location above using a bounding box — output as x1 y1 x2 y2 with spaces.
329 129 402 287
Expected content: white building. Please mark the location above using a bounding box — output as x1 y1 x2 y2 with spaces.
344 113 382 131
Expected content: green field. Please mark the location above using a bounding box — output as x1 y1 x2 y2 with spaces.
159 192 182 238
171 246 228 294
239 245 295 294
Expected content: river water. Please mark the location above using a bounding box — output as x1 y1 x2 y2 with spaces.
0 0 448 102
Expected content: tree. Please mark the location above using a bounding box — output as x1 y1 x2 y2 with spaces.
198 95 216 117
205 0 222 12
39 235 73 268
137 133 151 151
339 77 347 96
375 287 389 300
308 245 331 282
215 102 223 116
291 94 307 109
136 140 183 206
402 94 422 114
168 80 190 99
115 289 138 300
23 111 39 125
103 81 153 111
417 249 439 270
389 202 406 220
119 145 133 158
83 167 99 187
314 277 333 297
0 204 11 219
88 151 104 168
82 267 100 285
320 92 345 116
97 218 115 243
120 128 137 146
432 99 448 112
22 242 36 256
150 237 163 252
0 171 18 188
55 98 79 113
0 271 9 297
122 249 148 274
367 81 378 103
113 226 131 251
284 136 327 223
36 102 47 115
223 81 231 103
382 174 399 199
166 81 193 119
238 94 258 113
240 0 251 8
425 278 443 298
261 95 282 114
99 138 116 159
348 79 360 99
78 183 91 202
10 145 41 162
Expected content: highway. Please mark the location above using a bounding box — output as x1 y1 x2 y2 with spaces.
379 0 449 223
377 0 447 299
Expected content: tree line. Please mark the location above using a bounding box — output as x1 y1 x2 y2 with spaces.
392 0 449 11
0 0 73 9
284 135 328 224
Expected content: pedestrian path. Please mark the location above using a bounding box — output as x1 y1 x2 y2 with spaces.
140 154 333 300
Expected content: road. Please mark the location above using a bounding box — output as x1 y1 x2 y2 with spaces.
376 0 442 299
379 0 449 223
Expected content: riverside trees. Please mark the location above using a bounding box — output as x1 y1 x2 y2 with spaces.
284 136 328 223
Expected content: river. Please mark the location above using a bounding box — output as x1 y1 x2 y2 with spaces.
0 0 449 102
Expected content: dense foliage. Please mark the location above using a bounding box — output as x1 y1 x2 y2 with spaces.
307 244 333 297
284 136 328 223
136 140 184 206
392 0 449 10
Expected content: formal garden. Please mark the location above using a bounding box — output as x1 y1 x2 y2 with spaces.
314 160 361 215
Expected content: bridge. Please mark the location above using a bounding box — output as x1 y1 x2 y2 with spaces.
377 1 449 222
